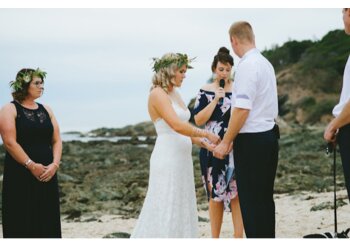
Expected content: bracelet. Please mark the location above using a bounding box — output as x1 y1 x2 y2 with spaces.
25 160 36 171
24 159 32 169
28 161 36 171
53 162 60 169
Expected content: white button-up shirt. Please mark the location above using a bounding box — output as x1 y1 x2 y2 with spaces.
333 55 350 117
232 48 278 133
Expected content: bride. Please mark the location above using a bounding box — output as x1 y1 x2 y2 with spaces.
131 53 220 238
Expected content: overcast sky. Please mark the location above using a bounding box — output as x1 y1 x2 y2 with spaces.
0 8 344 132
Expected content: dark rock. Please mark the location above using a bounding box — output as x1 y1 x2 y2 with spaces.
86 121 156 137
304 196 315 200
145 136 156 144
103 232 130 238
198 216 210 223
59 190 66 198
58 173 76 182
82 217 99 222
310 199 348 211
77 197 89 204
65 209 82 220
0 122 348 222
113 191 124 200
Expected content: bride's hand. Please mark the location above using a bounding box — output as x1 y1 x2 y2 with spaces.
200 138 216 152
206 132 221 145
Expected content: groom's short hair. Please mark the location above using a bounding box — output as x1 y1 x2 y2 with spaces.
229 21 255 43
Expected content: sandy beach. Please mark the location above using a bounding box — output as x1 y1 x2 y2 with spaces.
1 189 348 238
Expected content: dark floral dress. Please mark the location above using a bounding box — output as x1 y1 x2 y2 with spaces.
193 89 238 212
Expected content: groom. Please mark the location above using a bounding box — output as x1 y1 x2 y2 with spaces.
213 21 279 238
324 8 350 202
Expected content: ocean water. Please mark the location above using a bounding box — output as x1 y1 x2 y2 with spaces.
0 134 150 145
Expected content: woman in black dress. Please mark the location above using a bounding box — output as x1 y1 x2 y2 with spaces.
0 68 62 238
194 47 243 238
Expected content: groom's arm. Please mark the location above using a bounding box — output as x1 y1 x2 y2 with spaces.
324 100 350 142
223 107 249 144
213 107 249 159
213 59 256 159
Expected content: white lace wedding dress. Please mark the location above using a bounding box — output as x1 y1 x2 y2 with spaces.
131 101 199 238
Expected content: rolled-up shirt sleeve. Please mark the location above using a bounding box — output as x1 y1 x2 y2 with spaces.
233 61 258 110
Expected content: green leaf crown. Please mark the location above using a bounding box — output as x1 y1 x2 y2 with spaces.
10 68 47 91
152 53 195 73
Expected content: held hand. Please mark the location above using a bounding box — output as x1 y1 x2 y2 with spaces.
30 163 46 181
213 141 230 159
324 123 337 143
214 87 225 102
39 163 58 182
206 132 221 145
200 138 217 152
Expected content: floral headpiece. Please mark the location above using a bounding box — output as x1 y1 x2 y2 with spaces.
10 68 47 91
152 53 195 73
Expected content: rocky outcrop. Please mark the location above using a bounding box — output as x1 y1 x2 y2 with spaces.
0 125 347 222
85 122 156 137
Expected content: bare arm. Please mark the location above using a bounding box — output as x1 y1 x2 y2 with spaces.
194 100 218 126
191 137 201 146
324 100 350 142
0 104 29 165
150 88 220 143
191 137 216 152
194 88 224 126
213 107 249 159
46 105 62 166
222 108 250 144
0 103 46 178
39 105 62 182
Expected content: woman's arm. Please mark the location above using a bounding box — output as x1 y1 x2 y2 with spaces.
194 98 218 126
45 105 62 166
39 105 62 182
150 88 220 144
194 87 224 126
0 103 45 178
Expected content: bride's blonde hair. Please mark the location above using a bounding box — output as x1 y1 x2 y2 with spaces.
151 53 194 94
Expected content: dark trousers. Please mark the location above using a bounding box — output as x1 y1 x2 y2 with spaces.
337 124 350 202
234 127 279 238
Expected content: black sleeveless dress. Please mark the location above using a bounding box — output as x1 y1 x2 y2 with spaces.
2 101 61 238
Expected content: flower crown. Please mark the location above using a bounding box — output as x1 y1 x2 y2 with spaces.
152 53 195 73
10 68 47 91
